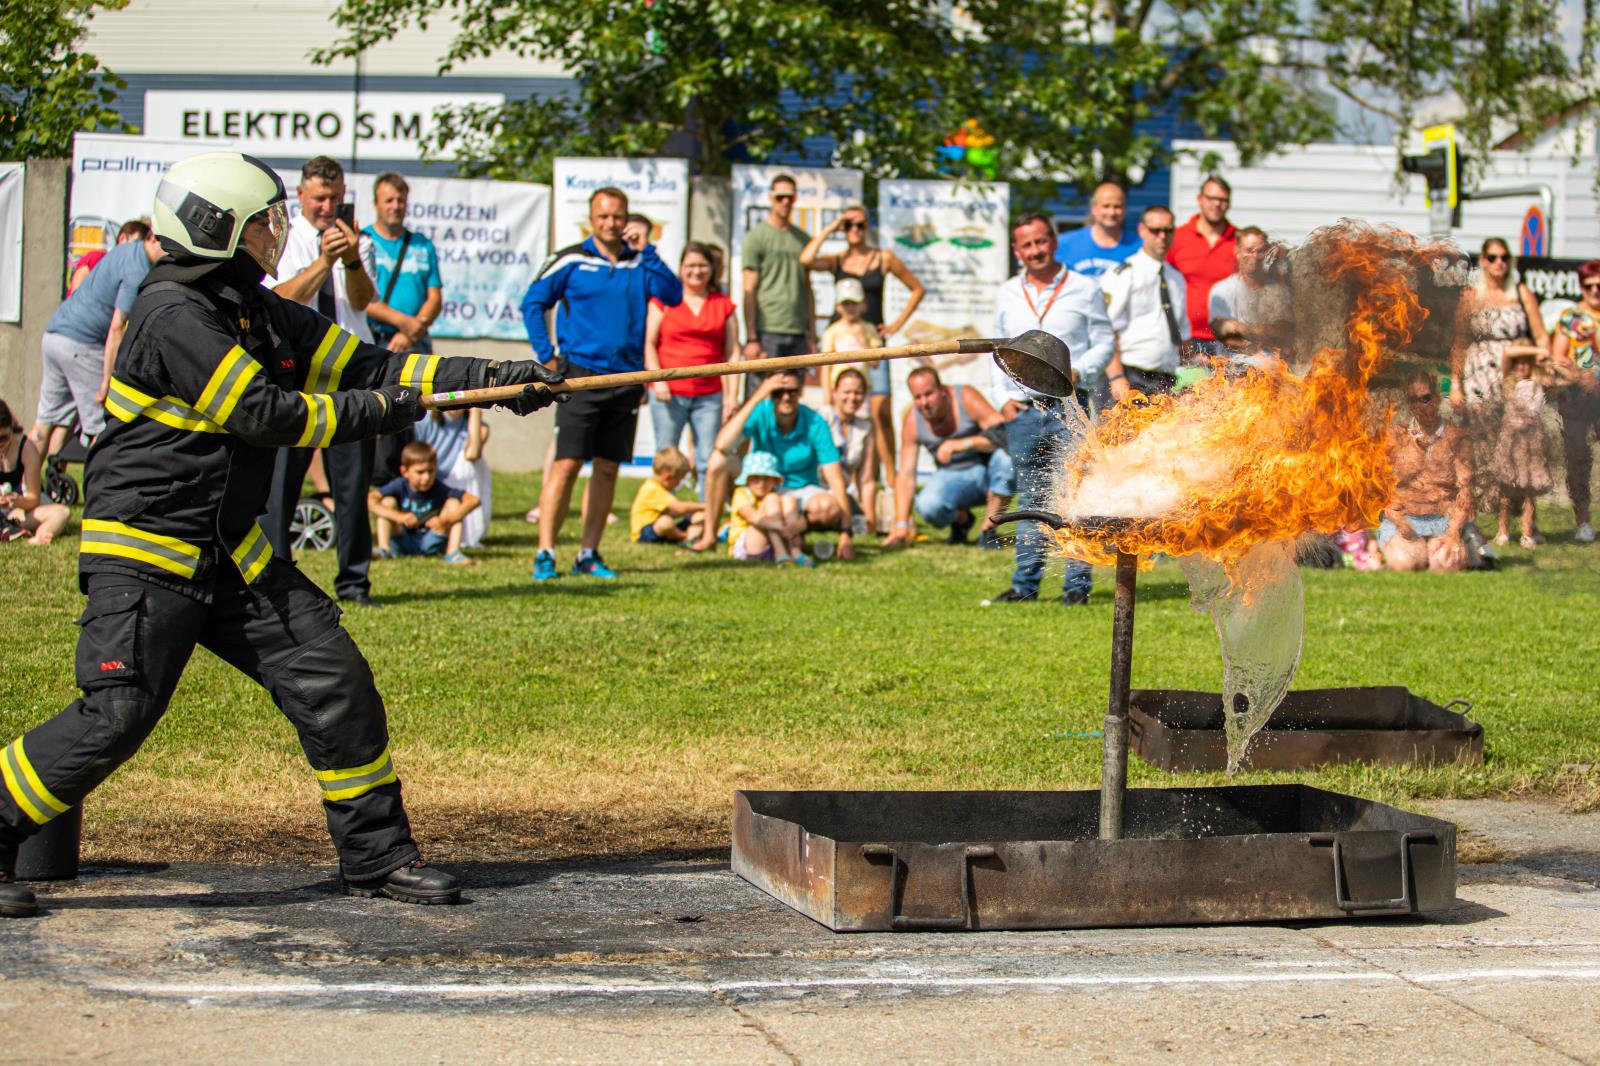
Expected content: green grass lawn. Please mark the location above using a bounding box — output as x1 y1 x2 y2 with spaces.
3 472 1597 863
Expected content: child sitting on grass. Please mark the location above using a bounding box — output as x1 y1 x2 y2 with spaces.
630 446 706 545
368 440 480 564
727 451 813 566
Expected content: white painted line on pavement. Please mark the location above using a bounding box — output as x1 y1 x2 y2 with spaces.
99 966 1600 1000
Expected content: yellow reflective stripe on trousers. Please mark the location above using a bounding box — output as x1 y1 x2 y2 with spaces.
2 738 69 825
399 353 440 395
195 346 262 427
105 377 223 433
80 518 203 579
314 749 398 801
294 392 338 448
230 522 273 584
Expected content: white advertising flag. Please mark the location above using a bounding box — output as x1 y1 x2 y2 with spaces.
0 163 23 323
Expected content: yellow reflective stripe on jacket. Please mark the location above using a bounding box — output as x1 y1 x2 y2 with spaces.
2 738 70 825
294 392 338 448
314 749 398 801
306 324 360 394
195 345 262 427
230 522 273 584
398 353 440 395
105 377 224 434
79 518 203 579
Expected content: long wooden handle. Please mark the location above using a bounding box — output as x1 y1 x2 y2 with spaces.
421 338 1005 409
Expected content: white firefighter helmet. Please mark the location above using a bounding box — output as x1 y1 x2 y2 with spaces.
152 151 290 277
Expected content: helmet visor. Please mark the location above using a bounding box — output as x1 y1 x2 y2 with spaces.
245 201 291 278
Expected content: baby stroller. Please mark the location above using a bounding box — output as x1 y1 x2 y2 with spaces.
43 418 89 507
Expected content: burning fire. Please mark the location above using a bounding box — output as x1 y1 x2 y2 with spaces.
1053 222 1467 569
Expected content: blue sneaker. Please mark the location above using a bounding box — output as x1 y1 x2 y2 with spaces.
571 551 618 580
533 550 558 581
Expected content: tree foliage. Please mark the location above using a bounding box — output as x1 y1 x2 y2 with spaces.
318 0 1597 200
0 0 136 160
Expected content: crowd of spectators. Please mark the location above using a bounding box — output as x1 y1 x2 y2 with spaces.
17 160 1600 602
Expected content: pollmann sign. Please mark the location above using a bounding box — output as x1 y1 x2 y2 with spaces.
142 91 504 160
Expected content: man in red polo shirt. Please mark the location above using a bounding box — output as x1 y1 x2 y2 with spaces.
1167 175 1237 353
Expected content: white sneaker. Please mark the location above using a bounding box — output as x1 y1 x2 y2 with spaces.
1577 522 1596 543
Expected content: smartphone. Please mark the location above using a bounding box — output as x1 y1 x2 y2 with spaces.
336 202 356 228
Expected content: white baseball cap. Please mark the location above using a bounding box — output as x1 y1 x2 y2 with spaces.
834 277 866 305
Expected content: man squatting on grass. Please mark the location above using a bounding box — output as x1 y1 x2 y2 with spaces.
0 152 564 919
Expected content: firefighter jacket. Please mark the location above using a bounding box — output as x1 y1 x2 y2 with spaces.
80 270 491 600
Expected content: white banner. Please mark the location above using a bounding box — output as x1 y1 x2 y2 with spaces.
282 171 551 343
70 136 548 341
730 164 863 333
69 133 229 282
0 163 22 323
877 179 1011 401
143 90 503 161
552 157 690 272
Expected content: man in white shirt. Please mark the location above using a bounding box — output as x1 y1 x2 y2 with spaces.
1102 205 1190 401
1208 226 1293 357
262 155 384 607
988 212 1114 606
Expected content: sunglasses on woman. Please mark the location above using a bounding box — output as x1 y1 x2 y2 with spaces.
1584 281 1600 293
841 221 867 231
1482 253 1508 263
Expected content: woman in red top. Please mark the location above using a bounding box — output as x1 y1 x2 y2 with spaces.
645 241 738 495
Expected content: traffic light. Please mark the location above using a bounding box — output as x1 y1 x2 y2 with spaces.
1401 124 1463 232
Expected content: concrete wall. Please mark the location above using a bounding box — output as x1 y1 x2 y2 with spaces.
0 159 67 426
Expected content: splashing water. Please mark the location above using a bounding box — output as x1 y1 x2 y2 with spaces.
1178 543 1304 772
1046 222 1467 765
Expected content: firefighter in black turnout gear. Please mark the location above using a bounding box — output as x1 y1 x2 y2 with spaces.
0 152 562 918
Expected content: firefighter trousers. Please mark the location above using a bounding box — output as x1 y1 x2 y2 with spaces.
0 560 419 880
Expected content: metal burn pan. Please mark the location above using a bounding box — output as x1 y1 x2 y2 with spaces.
1129 687 1484 773
732 785 1457 932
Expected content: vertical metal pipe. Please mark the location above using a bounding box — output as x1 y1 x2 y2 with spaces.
1099 551 1139 840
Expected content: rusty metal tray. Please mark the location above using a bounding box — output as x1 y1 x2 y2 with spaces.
1129 687 1483 773
732 785 1456 931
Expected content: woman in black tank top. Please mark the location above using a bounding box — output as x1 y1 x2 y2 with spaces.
0 399 71 545
798 205 929 528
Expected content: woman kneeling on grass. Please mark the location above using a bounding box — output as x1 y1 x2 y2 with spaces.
1380 374 1477 572
0 399 70 546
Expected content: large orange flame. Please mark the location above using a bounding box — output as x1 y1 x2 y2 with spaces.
1052 223 1466 569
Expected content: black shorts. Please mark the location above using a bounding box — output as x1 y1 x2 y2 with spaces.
554 366 643 464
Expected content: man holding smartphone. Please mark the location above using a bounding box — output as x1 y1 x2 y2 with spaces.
262 155 384 607
521 186 681 581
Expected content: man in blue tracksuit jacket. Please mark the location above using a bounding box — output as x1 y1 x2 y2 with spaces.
521 186 681 581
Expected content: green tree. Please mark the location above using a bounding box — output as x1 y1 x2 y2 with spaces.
0 0 137 160
317 0 1596 200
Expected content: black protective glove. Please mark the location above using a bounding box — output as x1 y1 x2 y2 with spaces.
373 383 424 435
489 360 567 415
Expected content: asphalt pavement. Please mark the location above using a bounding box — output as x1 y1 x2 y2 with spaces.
3 797 1597 1064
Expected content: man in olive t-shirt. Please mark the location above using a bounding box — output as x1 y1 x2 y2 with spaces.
741 173 815 380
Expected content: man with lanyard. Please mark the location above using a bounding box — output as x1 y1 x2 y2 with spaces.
1101 205 1190 401
0 151 562 919
360 172 444 481
261 156 383 607
1166 175 1238 356
522 186 682 581
989 213 1114 605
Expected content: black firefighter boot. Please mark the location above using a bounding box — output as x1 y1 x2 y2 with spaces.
1 848 40 918
344 859 461 905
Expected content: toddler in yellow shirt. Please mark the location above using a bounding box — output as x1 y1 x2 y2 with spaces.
631 446 706 544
